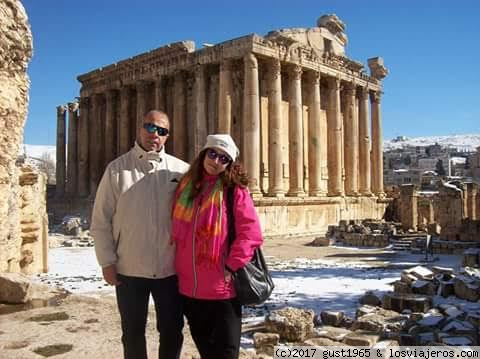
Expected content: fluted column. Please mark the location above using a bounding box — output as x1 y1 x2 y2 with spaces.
173 72 187 160
242 53 261 195
307 71 323 196
66 102 79 195
326 77 343 196
136 82 148 138
466 182 477 220
105 89 116 165
194 65 207 156
344 83 358 196
55 105 67 197
267 59 285 197
89 94 103 195
118 87 131 155
218 59 233 133
286 65 304 196
370 91 384 195
358 87 371 195
78 97 89 197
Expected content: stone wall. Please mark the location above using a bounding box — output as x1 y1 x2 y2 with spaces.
0 0 34 272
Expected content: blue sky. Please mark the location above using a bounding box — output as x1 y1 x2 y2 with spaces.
22 0 480 145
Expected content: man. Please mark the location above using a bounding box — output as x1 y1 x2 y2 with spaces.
91 110 189 359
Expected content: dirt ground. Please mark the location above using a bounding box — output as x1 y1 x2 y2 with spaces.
0 237 399 359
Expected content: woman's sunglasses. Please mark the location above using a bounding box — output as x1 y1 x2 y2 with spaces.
143 123 169 136
206 148 232 165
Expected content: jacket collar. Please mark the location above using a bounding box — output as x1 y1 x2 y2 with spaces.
133 141 165 162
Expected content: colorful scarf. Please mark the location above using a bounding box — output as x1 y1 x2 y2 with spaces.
172 174 225 267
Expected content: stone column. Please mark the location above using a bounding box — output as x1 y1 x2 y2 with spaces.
154 77 165 111
136 82 147 138
66 102 79 195
286 65 304 196
194 65 207 155
344 83 358 196
218 59 233 133
105 89 116 165
89 94 103 195
55 105 67 197
118 87 131 155
267 59 285 197
358 87 371 195
326 77 343 196
400 184 418 231
370 91 384 196
173 72 187 160
307 71 323 196
78 97 89 197
242 53 261 195
466 182 477 220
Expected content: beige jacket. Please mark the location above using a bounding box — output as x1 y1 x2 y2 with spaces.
91 142 189 279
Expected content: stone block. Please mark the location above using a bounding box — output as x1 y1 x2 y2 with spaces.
265 307 314 342
320 310 344 327
359 291 382 306
411 280 436 296
0 272 32 303
342 330 380 346
454 276 480 302
382 292 432 313
314 326 352 342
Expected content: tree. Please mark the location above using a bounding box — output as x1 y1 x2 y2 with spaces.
435 159 446 176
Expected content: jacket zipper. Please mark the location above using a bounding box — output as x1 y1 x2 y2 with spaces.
192 203 201 297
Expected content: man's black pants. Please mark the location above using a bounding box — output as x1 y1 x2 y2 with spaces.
116 274 184 359
183 296 242 359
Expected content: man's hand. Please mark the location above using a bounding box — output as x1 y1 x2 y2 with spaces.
102 264 121 286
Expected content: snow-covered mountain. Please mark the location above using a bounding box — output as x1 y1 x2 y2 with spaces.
384 134 480 152
19 144 56 160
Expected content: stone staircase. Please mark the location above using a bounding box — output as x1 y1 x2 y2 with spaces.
390 234 429 252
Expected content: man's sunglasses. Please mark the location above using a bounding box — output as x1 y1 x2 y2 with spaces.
206 148 232 165
143 123 169 136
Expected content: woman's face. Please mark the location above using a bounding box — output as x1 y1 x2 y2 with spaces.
203 148 232 176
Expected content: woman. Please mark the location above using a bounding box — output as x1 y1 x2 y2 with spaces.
172 134 263 358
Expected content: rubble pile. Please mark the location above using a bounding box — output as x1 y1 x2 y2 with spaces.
246 263 480 356
326 219 401 247
49 215 93 248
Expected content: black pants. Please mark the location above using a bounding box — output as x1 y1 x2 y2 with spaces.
183 296 242 359
116 274 184 359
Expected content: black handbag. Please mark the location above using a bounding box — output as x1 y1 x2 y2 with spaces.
226 186 274 306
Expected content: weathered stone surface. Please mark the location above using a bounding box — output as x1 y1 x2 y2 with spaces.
0 0 34 273
253 332 279 356
342 330 380 346
411 280 436 296
382 292 432 313
314 325 352 342
0 272 32 303
359 291 382 306
304 337 343 346
454 276 480 302
320 310 344 327
265 307 315 342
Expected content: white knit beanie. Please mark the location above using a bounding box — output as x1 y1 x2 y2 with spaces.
202 134 239 161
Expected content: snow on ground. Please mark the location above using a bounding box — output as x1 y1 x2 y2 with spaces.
33 246 470 319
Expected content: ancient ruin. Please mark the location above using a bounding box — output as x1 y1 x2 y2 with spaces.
0 0 47 274
54 14 389 237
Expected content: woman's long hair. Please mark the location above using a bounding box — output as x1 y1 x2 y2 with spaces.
183 149 250 199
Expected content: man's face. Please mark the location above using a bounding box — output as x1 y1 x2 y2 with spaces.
138 113 169 152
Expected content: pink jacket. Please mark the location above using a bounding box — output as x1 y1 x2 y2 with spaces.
172 177 263 300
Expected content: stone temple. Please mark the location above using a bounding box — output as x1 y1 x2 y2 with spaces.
53 14 390 237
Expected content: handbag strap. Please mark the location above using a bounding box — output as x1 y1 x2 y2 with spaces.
226 185 235 250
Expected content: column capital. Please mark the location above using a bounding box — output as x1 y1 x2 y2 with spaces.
67 102 79 112
78 97 89 107
56 105 67 115
370 91 383 104
289 65 303 80
327 76 340 90
358 86 369 100
220 59 233 72
266 58 281 80
344 82 356 96
243 53 258 69
306 70 320 83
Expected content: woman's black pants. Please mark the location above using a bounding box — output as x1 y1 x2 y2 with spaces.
182 295 242 359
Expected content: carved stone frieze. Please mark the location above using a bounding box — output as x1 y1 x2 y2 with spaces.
368 57 389 80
